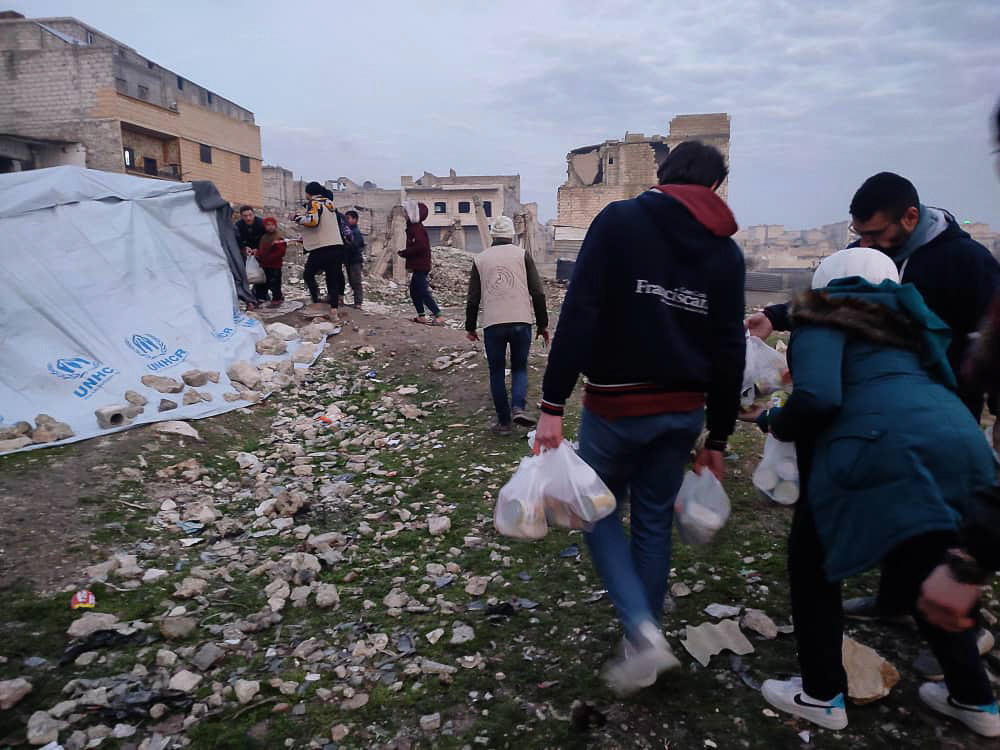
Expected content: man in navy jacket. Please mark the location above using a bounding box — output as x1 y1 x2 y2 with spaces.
534 141 746 694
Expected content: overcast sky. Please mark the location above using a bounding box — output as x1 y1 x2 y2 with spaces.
25 0 1000 228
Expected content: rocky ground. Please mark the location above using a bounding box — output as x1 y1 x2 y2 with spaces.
1 268 998 749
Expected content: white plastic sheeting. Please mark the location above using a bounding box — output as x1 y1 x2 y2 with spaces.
0 166 312 454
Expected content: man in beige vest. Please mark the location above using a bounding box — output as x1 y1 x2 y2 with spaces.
465 215 549 435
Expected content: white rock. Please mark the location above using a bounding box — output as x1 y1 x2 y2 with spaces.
670 582 692 598
168 670 202 693
741 609 779 639
174 577 208 599
255 336 287 355
464 576 490 596
142 568 168 584
26 710 60 746
843 637 900 704
153 421 200 440
419 712 441 731
67 612 119 639
315 583 339 608
704 603 742 619
227 361 261 390
0 677 32 709
236 452 261 472
265 322 299 340
425 628 445 645
330 724 350 741
450 623 475 645
233 679 260 704
428 516 451 536
155 649 177 668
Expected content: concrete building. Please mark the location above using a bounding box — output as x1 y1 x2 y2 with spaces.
0 10 263 206
400 170 528 252
964 221 1000 259
733 221 851 270
555 113 731 240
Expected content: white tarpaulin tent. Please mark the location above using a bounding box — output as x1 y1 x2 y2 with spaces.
0 166 310 454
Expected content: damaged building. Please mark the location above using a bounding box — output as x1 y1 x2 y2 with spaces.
553 113 731 260
401 170 547 255
0 10 263 206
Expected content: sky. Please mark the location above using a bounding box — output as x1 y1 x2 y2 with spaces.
22 0 1000 228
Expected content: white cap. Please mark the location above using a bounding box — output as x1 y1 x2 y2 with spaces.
812 247 899 289
489 215 516 240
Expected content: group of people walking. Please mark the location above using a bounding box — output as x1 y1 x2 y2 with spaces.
463 105 1000 738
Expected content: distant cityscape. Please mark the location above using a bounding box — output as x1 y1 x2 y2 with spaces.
734 219 999 271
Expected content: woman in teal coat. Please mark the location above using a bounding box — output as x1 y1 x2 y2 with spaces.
751 248 998 736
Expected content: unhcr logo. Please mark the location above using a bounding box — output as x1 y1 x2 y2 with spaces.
125 332 189 372
48 356 99 379
126 333 167 359
46 356 118 399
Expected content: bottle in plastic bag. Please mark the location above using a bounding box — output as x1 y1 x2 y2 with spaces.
674 470 731 545
494 457 548 539
752 435 799 505
538 442 616 529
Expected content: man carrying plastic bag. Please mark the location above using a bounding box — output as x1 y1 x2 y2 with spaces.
533 142 746 695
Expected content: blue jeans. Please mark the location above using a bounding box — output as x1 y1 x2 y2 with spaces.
409 271 440 317
483 323 532 425
578 407 704 639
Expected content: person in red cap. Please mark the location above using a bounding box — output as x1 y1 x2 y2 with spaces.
250 217 287 307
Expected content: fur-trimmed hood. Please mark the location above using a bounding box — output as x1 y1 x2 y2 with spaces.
791 290 924 352
789 277 956 390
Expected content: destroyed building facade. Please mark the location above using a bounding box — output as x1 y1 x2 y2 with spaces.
0 10 263 206
554 113 731 258
401 170 545 254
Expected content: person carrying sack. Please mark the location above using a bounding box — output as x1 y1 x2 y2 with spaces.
292 181 350 316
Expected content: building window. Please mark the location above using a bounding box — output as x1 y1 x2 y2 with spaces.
143 157 158 176
199 144 212 164
115 77 127 94
86 31 94 44
137 84 149 100
117 46 126 57
176 76 184 90
433 202 446 214
482 200 492 217
240 155 250 173
207 91 214 105
146 60 154 69
123 147 134 168
609 157 614 165
458 201 470 214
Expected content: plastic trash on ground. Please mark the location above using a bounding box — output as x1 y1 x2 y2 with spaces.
752 435 799 505
538 442 616 529
674 470 731 545
494 456 548 540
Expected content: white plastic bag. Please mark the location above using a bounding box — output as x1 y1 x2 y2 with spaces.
674 470 731 545
245 255 266 284
752 435 799 505
494 456 548 539
743 334 788 397
538 442 616 529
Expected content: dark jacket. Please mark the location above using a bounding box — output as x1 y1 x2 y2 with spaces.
763 215 1000 416
235 216 266 253
347 226 365 265
540 185 746 447
399 202 431 273
759 279 994 581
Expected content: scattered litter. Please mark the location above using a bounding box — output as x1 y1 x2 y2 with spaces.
681 620 755 667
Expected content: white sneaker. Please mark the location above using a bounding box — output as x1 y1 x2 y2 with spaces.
761 677 848 730
919 682 1000 737
601 621 680 696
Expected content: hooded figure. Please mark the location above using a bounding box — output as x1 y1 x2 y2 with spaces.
752 246 997 732
398 201 442 324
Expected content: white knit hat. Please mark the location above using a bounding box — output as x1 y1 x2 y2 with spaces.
811 247 900 289
489 215 516 240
